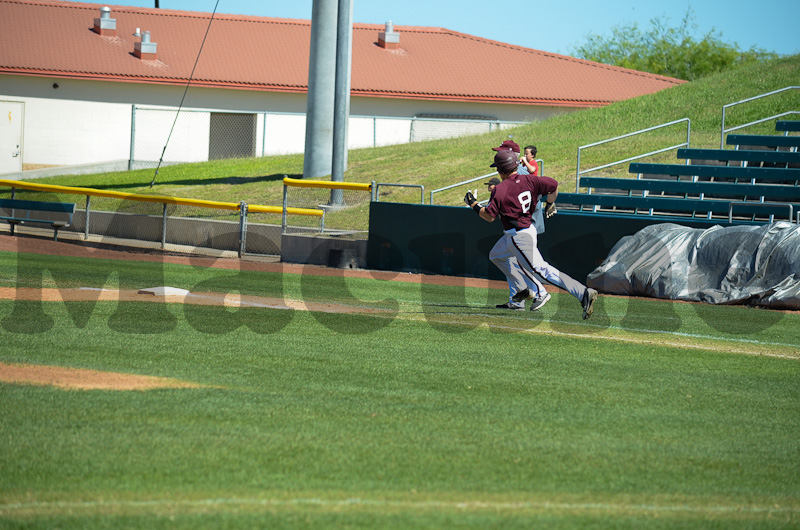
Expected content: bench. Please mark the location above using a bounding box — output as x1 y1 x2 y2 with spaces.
677 148 800 166
0 198 77 241
726 134 800 150
580 176 800 203
555 192 796 223
776 120 800 132
628 162 800 185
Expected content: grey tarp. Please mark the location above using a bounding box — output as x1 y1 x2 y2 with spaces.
586 222 800 310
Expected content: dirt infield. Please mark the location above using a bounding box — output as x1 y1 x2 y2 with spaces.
0 362 208 391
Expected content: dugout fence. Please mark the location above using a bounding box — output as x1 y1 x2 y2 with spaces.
0 179 322 257
0 177 378 258
281 177 373 239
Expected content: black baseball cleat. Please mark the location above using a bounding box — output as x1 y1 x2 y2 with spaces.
511 288 534 303
496 302 525 311
581 288 598 320
529 293 551 311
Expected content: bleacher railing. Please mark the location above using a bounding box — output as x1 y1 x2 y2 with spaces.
429 159 544 206
575 118 691 192
720 86 800 148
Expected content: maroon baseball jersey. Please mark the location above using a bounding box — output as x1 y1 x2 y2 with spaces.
485 173 558 230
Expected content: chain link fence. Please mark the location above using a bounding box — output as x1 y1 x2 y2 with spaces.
282 178 372 239
130 106 525 168
0 180 291 256
130 107 268 170
409 115 510 143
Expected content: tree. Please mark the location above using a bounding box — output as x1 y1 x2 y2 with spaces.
571 9 778 81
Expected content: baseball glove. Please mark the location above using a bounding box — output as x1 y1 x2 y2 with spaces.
544 201 557 218
464 191 477 207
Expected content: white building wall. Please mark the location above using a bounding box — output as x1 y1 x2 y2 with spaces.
263 113 307 155
131 107 210 166
11 96 131 166
0 74 579 171
348 117 377 149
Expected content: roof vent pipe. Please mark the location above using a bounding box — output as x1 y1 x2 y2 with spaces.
93 6 117 36
134 31 158 61
378 20 400 50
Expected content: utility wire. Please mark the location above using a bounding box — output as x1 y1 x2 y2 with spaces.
150 0 220 188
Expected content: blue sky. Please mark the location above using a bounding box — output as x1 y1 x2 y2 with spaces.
80 0 799 56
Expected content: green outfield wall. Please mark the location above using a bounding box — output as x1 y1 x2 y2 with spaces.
366 202 731 282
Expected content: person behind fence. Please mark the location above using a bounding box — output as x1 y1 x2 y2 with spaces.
492 140 522 167
520 145 539 176
519 144 547 238
478 177 501 206
464 149 598 320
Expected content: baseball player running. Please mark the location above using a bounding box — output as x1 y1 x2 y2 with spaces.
465 149 598 320
488 140 549 311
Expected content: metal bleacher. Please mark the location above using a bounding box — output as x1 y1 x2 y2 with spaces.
676 148 800 167
776 120 800 133
558 117 800 225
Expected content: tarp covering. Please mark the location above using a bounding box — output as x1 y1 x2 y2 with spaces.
586 222 800 310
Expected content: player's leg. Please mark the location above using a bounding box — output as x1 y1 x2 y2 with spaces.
489 236 528 308
509 257 547 300
510 228 597 318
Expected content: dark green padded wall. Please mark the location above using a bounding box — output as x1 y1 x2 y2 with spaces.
366 202 727 282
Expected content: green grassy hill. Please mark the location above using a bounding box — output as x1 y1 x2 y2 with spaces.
22 54 800 211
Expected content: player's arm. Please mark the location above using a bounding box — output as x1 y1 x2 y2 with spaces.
537 177 559 218
464 192 496 222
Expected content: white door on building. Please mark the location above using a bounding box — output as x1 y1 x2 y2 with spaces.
0 101 24 174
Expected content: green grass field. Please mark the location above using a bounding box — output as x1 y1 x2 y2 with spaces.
0 249 798 528
1 51 799 529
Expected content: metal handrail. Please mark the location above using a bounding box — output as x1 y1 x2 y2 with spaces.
1 178 323 257
375 183 425 204
429 159 544 205
430 173 494 205
728 201 793 224
575 119 691 191
720 86 800 148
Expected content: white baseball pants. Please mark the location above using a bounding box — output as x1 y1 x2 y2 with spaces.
489 231 547 305
491 226 587 302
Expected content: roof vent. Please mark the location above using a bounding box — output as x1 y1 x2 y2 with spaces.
134 31 158 61
378 21 400 50
93 6 117 37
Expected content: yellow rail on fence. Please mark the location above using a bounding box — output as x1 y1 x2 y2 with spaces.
283 177 372 192
0 179 323 217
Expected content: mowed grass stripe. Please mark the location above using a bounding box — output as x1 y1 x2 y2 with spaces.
2 495 798 517
5 292 799 358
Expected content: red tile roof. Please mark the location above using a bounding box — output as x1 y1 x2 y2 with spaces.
0 0 685 107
